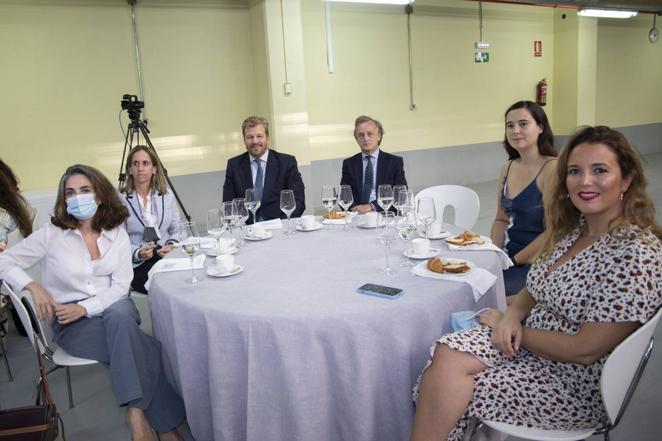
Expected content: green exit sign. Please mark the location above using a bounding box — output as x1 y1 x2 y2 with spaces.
474 52 489 63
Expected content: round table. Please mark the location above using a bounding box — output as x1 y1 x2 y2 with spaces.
150 223 506 441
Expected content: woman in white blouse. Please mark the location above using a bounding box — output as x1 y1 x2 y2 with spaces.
119 146 182 293
0 164 185 441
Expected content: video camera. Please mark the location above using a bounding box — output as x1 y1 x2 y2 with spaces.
121 94 144 122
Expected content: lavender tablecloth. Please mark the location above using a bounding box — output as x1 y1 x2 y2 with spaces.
149 224 506 441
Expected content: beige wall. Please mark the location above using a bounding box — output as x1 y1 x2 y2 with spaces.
1 0 661 193
0 0 256 191
596 14 662 127
302 0 555 160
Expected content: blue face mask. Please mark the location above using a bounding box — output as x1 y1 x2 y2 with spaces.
451 308 490 332
66 193 98 220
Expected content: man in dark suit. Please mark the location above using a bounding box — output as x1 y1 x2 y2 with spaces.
340 115 407 213
223 116 305 222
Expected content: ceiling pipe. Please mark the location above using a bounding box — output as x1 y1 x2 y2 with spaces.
465 0 660 14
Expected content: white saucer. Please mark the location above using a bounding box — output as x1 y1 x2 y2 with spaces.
418 230 452 240
244 231 273 241
296 223 323 232
203 246 238 256
206 265 244 278
404 248 441 259
445 235 492 247
357 223 382 229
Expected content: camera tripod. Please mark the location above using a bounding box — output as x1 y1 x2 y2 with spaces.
117 94 192 223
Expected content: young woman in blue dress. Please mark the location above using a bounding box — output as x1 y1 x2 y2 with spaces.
490 101 557 300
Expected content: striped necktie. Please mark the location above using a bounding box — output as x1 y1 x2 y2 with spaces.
361 155 373 204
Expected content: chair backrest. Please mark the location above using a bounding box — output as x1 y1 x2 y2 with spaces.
600 307 662 426
415 185 480 230
2 281 51 357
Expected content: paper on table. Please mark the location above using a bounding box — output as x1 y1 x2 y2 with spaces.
445 242 513 270
144 253 206 291
411 261 497 302
256 219 283 230
199 237 217 249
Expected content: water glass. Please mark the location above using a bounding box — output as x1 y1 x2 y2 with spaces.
280 189 296 235
397 211 417 268
377 184 394 212
321 185 338 216
376 212 397 275
393 185 407 217
233 198 249 246
245 188 261 224
416 197 436 239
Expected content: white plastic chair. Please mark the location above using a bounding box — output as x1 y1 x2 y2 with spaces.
3 281 98 409
470 307 662 441
415 185 480 230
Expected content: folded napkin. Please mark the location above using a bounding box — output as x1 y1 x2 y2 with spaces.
199 237 218 249
144 253 206 291
322 217 351 225
445 242 513 270
256 219 283 230
411 260 497 302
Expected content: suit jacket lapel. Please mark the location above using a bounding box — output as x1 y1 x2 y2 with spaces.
376 152 387 187
263 150 279 200
240 153 253 192
354 154 363 192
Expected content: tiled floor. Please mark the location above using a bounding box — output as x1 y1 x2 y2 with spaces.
1 153 661 441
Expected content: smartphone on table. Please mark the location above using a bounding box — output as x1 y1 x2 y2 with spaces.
356 283 404 300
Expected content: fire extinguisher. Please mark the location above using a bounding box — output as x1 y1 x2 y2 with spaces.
536 78 547 106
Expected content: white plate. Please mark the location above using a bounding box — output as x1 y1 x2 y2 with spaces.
416 259 475 277
403 247 441 259
203 246 238 257
296 223 324 232
244 231 273 241
445 235 492 247
356 223 383 229
206 265 244 278
418 230 452 240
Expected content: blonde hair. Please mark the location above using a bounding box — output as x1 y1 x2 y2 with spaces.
539 126 662 258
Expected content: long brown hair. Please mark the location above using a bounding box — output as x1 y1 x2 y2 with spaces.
0 159 33 237
503 101 556 160
120 145 167 195
540 126 661 257
52 164 128 231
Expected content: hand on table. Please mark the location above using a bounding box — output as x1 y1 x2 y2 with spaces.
352 203 374 214
25 282 57 321
54 303 87 325
157 243 175 257
491 311 522 357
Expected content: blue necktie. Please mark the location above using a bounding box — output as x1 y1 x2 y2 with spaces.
361 156 373 204
255 159 264 202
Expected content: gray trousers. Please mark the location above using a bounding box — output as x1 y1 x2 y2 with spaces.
52 298 185 433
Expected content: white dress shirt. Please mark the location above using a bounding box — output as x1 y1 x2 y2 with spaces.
0 222 133 317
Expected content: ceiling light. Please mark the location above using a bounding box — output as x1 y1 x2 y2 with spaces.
577 8 638 19
327 0 413 4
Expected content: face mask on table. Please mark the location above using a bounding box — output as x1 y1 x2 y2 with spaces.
451 308 491 332
66 193 98 220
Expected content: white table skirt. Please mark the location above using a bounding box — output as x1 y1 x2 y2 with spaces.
150 223 506 441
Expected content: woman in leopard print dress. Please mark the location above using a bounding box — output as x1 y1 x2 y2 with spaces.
410 126 662 441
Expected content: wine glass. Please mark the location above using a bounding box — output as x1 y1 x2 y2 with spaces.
223 201 238 246
180 221 200 284
393 185 407 216
245 188 261 224
397 207 417 268
416 196 437 239
321 185 338 220
337 184 354 228
207 208 224 254
376 212 397 275
233 198 249 247
377 184 394 213
280 189 296 235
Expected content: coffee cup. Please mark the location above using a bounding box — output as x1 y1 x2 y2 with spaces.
411 238 430 255
360 212 379 227
247 223 266 237
216 254 235 273
427 222 442 236
299 215 316 230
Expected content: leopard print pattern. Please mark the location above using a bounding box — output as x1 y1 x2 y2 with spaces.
413 223 662 441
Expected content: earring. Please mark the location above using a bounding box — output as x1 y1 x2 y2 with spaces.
620 192 624 201
566 193 570 199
